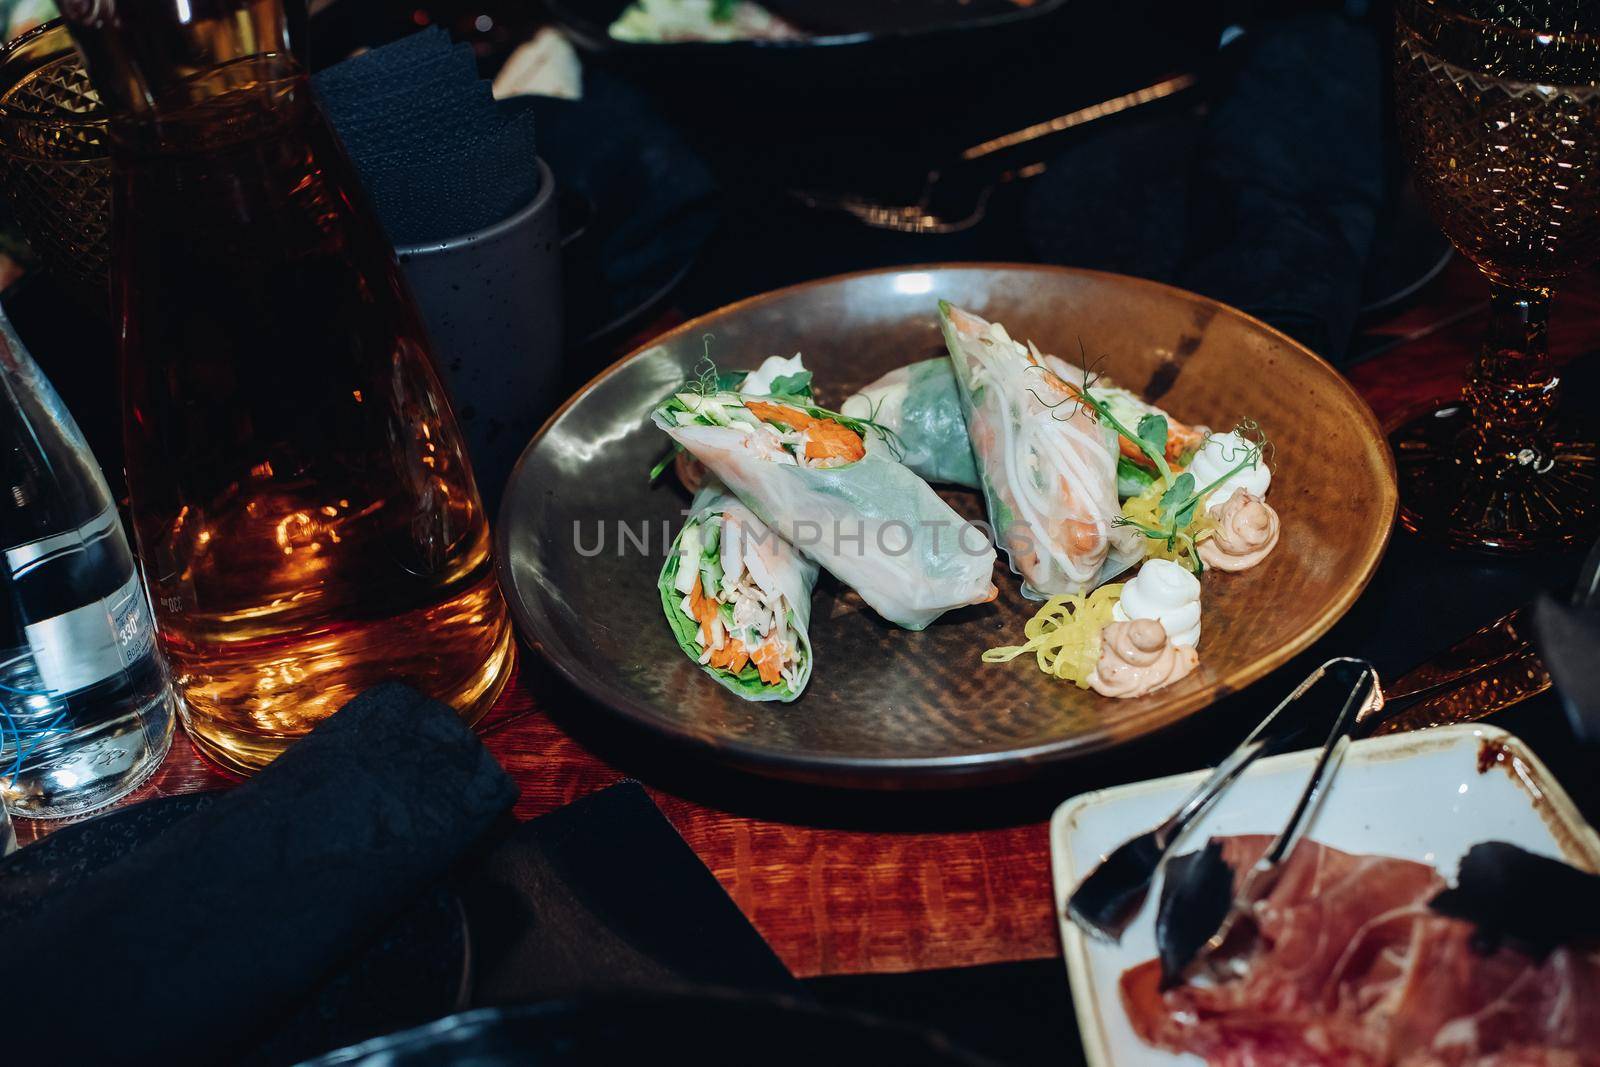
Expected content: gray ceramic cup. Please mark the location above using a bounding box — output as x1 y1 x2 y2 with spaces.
398 157 561 513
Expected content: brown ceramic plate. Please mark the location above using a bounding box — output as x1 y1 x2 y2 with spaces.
497 265 1396 788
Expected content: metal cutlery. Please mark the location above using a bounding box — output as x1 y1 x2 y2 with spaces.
1160 660 1379 983
790 72 1199 235
1574 535 1600 607
1065 657 1357 943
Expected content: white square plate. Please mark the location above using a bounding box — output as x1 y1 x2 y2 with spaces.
1049 724 1600 1067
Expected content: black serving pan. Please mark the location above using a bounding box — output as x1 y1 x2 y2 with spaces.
547 0 1219 177
550 0 1073 94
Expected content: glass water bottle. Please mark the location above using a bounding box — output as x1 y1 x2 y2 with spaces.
0 305 174 818
59 0 516 774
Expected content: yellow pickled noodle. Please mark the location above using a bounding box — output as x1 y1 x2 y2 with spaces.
1120 484 1213 568
982 584 1124 688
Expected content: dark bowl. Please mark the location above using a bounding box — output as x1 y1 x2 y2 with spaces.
305 990 995 1066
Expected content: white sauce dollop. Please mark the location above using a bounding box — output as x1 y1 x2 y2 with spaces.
1187 431 1270 513
1112 558 1203 647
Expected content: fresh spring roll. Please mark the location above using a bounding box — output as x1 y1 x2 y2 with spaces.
652 389 997 630
840 360 980 489
661 478 818 701
940 302 1136 599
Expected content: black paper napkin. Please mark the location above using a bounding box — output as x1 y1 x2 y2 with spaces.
460 780 799 1003
2 682 517 1066
313 27 539 247
1025 13 1385 360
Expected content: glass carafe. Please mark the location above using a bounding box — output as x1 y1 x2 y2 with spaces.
0 304 174 817
59 0 515 774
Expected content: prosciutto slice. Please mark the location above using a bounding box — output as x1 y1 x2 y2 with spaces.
1121 836 1600 1067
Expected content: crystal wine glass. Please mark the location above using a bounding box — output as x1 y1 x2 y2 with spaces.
1392 0 1600 550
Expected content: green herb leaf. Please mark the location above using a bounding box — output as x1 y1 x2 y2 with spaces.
711 0 736 21
766 370 813 397
715 370 748 392
1136 414 1169 459
1157 472 1195 520
1116 456 1157 499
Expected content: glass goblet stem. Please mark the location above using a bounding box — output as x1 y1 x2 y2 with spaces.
1470 281 1557 458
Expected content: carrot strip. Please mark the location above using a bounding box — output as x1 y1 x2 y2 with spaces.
746 400 864 464
751 641 784 685
689 576 718 646
803 419 865 463
744 400 815 429
708 638 749 671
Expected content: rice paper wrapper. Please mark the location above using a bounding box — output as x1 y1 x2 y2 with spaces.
841 360 980 489
939 303 1139 599
654 412 997 631
659 481 819 701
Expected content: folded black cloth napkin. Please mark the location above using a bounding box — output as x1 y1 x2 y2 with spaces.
1533 593 1600 746
460 780 799 1003
313 28 539 247
2 682 517 1066
1025 13 1385 360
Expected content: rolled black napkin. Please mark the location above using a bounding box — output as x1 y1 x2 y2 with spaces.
1025 13 1385 360
0 793 473 1066
313 27 539 247
3 682 517 1066
460 780 799 1002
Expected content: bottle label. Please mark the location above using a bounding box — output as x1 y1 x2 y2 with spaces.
5 508 155 696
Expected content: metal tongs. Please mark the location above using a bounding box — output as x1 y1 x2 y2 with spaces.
1066 658 1380 946
1156 660 1380 983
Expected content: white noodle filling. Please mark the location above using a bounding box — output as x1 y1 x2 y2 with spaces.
964 327 1109 589
719 516 744 598
678 510 807 684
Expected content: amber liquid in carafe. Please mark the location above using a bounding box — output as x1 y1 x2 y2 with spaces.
112 58 513 774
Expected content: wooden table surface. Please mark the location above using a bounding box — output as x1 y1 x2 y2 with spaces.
17 256 1600 978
